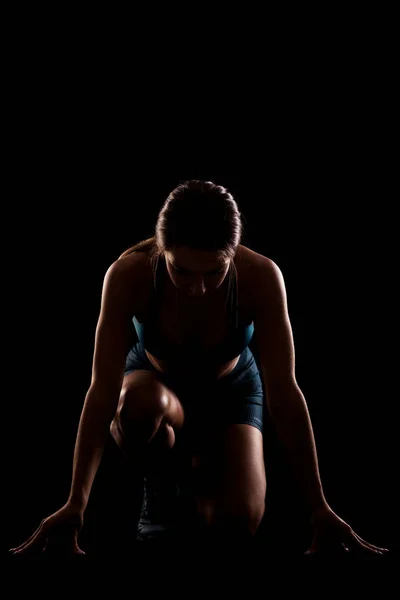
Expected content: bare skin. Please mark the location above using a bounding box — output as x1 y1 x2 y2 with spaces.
135 244 257 380
110 245 262 524
9 245 389 557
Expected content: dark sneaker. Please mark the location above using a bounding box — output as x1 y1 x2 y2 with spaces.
136 474 178 541
136 465 198 542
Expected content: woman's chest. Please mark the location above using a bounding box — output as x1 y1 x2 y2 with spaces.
137 265 255 352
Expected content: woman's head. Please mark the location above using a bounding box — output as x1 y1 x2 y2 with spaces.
119 180 244 299
154 180 243 296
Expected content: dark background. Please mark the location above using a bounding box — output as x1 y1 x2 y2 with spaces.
5 171 398 559
4 12 398 561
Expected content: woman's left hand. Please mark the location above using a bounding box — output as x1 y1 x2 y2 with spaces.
305 505 389 557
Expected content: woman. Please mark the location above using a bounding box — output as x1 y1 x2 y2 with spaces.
9 180 388 557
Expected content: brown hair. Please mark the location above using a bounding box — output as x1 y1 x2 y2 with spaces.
119 180 246 325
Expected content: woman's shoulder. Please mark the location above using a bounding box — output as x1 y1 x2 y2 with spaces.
113 245 275 302
104 252 152 305
235 244 273 282
236 245 279 311
238 244 278 271
112 251 152 278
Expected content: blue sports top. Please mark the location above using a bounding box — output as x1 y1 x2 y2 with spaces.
132 256 254 364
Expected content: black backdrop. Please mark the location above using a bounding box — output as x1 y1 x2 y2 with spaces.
4 17 398 561
5 168 398 559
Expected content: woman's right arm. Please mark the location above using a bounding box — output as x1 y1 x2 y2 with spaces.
67 257 137 512
9 257 138 556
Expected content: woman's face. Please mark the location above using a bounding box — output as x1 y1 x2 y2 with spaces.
164 246 230 297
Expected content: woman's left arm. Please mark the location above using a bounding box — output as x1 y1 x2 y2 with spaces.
253 257 389 556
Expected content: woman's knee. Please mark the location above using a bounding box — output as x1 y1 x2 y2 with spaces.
111 376 184 463
116 378 168 436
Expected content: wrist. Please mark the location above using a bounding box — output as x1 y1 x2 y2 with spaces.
310 500 331 523
67 495 86 514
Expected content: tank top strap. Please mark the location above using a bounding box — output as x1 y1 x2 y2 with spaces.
147 255 165 322
228 263 239 330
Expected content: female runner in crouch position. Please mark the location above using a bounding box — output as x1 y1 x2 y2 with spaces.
9 180 389 556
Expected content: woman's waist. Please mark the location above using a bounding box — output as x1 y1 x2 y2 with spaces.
144 348 241 381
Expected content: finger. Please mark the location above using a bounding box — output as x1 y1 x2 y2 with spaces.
41 530 85 556
11 523 44 553
42 537 86 557
353 532 389 553
72 537 86 556
42 541 86 556
13 526 46 555
348 533 383 555
304 538 319 554
305 535 353 556
11 523 43 551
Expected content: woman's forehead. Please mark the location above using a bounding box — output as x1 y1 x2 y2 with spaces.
166 247 227 267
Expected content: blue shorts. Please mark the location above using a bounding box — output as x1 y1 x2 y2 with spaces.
124 343 264 446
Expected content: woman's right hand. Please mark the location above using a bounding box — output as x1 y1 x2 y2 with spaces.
9 502 85 557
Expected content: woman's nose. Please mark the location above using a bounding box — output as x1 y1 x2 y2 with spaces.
189 278 206 295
